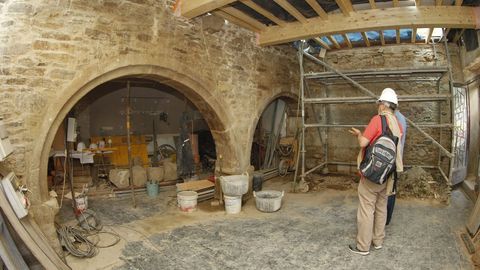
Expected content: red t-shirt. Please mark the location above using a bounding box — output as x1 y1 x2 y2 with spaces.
363 115 403 146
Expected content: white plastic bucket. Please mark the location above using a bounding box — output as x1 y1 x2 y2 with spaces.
220 173 249 196
75 195 88 212
177 191 198 212
224 195 242 214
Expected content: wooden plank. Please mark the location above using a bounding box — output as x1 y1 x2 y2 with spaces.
342 34 352 48
0 186 69 269
273 0 308 23
221 6 267 30
415 0 421 5
361 32 370 47
213 10 261 32
453 29 466 43
240 0 286 26
393 0 399 7
176 179 215 192
258 6 477 46
379 30 385 45
335 0 354 15
396 28 400 44
411 27 417 43
369 0 377 9
314 37 331 50
426 27 434 43
305 0 328 19
327 36 341 49
0 214 28 270
456 0 463 5
176 0 236 18
436 0 443 5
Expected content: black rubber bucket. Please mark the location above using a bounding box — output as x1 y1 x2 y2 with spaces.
252 174 263 192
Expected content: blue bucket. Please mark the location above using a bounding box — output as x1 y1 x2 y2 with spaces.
146 182 159 197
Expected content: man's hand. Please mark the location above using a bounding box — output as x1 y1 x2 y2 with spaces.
349 127 361 137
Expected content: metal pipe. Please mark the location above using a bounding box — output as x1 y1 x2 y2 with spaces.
302 51 453 159
304 162 327 176
327 161 438 169
126 81 137 208
300 45 306 189
322 78 439 85
304 95 450 104
304 123 453 128
438 166 450 184
444 38 456 184
305 67 448 80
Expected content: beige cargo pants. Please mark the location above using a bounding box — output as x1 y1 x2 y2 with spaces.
356 178 388 251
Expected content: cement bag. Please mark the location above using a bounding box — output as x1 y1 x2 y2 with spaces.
132 165 147 187
109 169 129 188
147 167 164 182
163 161 177 181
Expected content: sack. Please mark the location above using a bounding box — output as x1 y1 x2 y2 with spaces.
359 115 398 184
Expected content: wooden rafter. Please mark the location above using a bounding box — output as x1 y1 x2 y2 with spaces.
393 0 399 7
305 0 328 19
342 34 352 48
327 36 341 49
426 27 433 44
314 38 331 50
361 32 370 47
335 0 354 16
379 30 385 45
453 29 466 43
258 6 476 46
436 0 443 5
213 10 260 32
176 0 236 18
273 0 307 23
396 28 400 44
240 0 286 27
369 0 377 9
411 27 417 43
456 0 463 5
220 6 266 31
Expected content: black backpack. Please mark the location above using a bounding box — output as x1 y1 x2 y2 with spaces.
359 115 399 185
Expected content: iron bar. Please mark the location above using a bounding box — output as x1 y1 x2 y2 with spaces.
438 166 450 184
304 95 450 104
304 162 327 176
302 51 453 159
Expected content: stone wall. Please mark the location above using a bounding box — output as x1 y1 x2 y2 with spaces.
303 44 462 175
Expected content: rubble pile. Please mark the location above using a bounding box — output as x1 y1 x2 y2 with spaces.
397 166 450 203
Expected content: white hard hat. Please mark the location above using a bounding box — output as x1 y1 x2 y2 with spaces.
378 88 398 105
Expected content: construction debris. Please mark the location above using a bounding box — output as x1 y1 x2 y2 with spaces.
307 173 357 191
397 166 450 203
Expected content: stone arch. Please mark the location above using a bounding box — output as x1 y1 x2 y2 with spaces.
245 92 299 167
30 64 240 203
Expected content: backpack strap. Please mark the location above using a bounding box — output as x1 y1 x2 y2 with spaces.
380 115 388 135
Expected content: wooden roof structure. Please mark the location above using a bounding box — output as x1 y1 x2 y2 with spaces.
174 0 479 50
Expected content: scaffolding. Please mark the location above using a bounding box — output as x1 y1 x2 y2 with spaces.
294 41 460 191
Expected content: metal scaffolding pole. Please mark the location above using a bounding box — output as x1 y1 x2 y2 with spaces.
304 95 450 104
304 123 453 128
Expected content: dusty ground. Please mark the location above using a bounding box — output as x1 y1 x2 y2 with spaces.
57 175 473 270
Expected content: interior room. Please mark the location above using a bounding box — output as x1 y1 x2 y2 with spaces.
0 0 479 269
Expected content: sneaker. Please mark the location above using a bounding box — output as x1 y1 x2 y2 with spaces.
373 245 382 250
348 244 369 256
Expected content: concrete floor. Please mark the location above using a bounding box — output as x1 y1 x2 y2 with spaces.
59 176 474 270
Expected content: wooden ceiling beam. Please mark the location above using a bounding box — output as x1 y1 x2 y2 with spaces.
379 31 385 45
176 0 236 19
335 0 354 16
396 28 400 44
342 34 352 48
361 32 371 47
314 38 331 50
426 27 433 43
327 36 341 49
213 10 261 32
258 6 477 46
240 0 286 27
369 0 377 9
273 0 308 23
411 27 417 43
305 0 328 19
220 7 267 31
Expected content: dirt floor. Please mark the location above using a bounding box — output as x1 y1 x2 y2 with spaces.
56 174 473 270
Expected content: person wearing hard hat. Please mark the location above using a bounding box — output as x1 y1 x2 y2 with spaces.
348 88 404 255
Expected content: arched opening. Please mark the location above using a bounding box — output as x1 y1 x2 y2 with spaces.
250 96 298 174
47 78 219 199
